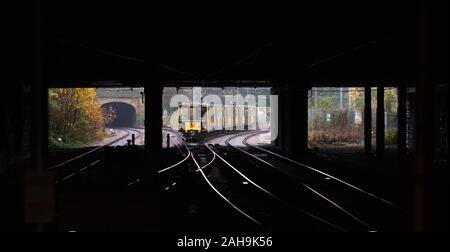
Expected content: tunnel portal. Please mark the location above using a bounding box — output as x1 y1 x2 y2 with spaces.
102 102 137 128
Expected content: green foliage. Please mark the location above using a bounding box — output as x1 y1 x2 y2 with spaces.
349 88 365 111
48 88 115 149
384 88 398 113
385 128 398 145
317 96 334 112
308 128 364 147
307 87 398 148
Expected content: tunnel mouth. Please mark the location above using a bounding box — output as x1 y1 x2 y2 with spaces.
102 102 137 128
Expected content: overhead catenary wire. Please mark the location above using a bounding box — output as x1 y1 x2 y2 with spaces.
56 38 145 63
57 38 201 80
203 42 273 80
158 64 201 80
307 40 379 69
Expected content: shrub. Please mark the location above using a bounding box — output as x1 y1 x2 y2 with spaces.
385 129 398 145
309 129 363 147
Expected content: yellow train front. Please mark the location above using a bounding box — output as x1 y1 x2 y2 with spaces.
177 102 207 134
184 121 202 133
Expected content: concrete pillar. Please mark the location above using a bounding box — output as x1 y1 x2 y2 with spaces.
28 0 52 232
364 86 372 155
397 83 407 157
376 85 385 157
288 85 309 155
271 86 285 149
145 84 163 176
9 84 25 153
274 84 308 155
31 0 48 171
414 0 433 232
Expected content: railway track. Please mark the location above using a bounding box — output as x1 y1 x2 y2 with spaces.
50 128 404 231
156 130 192 192
222 131 405 231
158 129 191 174
158 131 351 231
158 130 262 231
51 127 155 231
192 142 343 231
110 127 145 146
241 131 399 208
49 127 142 184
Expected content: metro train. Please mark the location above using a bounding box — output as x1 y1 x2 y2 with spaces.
174 102 270 134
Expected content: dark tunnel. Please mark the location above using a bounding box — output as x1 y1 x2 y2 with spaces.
102 102 136 128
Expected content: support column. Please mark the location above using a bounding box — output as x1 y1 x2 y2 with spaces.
376 85 385 157
145 84 163 178
414 0 433 232
31 0 48 171
271 86 285 149
364 86 372 155
398 83 407 157
284 84 309 155
27 1 52 231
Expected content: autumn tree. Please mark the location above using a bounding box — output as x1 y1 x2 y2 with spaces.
49 88 115 148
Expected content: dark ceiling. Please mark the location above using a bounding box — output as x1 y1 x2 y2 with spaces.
5 1 449 85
